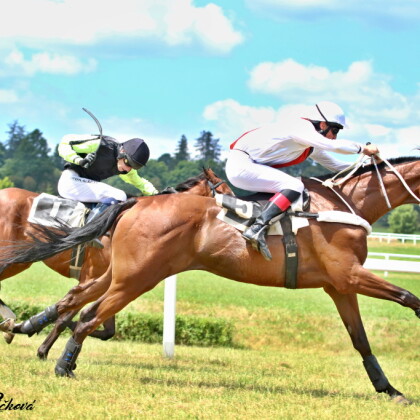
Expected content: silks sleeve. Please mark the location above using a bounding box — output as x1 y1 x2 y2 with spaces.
58 135 101 164
119 170 159 196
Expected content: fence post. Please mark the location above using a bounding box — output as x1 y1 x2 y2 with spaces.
163 275 177 359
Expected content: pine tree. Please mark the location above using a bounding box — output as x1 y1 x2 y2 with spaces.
174 135 190 163
194 131 221 162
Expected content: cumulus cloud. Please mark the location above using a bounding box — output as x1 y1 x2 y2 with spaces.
248 59 414 126
4 49 97 76
246 0 420 25
204 59 420 158
0 0 243 54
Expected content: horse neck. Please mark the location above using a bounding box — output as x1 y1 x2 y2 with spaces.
184 182 211 197
341 161 420 224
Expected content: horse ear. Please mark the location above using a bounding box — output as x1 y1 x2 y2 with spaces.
202 167 209 178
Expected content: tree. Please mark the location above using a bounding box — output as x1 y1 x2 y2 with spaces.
0 176 14 189
388 205 418 234
0 125 58 193
5 121 26 158
174 135 190 163
157 153 175 171
195 131 221 163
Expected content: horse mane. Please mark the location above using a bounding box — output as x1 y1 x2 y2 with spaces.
174 173 207 192
312 155 420 182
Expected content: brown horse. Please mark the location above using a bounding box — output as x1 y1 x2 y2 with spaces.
0 168 233 358
1 156 419 402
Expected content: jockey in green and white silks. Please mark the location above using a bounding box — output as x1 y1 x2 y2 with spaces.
58 134 158 204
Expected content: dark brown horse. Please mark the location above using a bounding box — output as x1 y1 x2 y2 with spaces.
1 156 420 403
0 168 233 358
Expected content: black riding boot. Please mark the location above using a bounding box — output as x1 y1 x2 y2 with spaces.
242 189 300 261
85 203 112 249
242 201 284 261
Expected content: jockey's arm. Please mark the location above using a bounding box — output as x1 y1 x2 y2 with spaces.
292 120 363 155
58 135 101 164
119 170 158 196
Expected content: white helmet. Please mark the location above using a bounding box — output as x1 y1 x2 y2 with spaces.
311 101 347 128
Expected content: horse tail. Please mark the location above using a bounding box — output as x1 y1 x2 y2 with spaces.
0 198 138 266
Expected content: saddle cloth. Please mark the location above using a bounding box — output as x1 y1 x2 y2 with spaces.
28 193 88 228
215 194 371 235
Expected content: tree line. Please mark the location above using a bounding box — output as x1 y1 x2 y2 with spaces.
0 121 418 233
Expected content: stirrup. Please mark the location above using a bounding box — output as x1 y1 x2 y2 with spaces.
242 225 272 260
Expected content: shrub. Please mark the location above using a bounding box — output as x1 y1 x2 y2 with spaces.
7 303 235 347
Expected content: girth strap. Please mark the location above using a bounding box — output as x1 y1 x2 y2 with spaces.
280 214 298 289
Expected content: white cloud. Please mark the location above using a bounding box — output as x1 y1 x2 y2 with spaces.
0 0 243 55
0 89 18 103
246 0 420 24
203 58 420 159
4 49 97 76
248 59 414 126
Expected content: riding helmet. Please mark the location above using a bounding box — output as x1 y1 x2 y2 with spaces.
121 138 150 169
309 101 348 128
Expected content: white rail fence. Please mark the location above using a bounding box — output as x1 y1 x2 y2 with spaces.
369 232 420 244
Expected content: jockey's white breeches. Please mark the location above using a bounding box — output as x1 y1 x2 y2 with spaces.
58 169 127 203
225 150 304 193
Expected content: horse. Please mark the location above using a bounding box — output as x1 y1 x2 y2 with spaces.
1 156 419 403
0 168 233 359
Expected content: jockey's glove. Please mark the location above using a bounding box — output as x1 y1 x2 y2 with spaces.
76 152 96 168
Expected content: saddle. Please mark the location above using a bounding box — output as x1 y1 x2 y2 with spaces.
28 193 93 280
215 190 370 289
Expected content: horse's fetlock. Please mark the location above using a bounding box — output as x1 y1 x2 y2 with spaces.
363 355 390 392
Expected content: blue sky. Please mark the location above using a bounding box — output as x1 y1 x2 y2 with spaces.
0 0 419 161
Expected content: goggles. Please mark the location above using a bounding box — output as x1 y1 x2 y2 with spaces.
328 123 343 135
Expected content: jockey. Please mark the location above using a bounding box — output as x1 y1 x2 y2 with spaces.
58 135 158 246
225 101 380 261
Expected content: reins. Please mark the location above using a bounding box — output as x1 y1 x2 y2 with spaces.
311 154 420 213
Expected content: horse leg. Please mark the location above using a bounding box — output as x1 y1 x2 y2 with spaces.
36 309 80 360
0 298 16 344
335 265 420 318
55 273 162 378
323 285 411 404
67 316 116 341
6 271 112 337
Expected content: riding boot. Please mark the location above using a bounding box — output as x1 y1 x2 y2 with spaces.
55 336 83 378
242 189 300 261
85 203 112 249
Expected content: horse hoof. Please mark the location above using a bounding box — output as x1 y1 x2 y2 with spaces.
0 318 14 333
392 394 412 405
37 350 48 360
3 331 15 344
55 365 76 378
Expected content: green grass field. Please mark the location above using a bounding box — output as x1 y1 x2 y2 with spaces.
0 240 419 419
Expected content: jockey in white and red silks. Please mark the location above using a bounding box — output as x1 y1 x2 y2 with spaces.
225 101 380 260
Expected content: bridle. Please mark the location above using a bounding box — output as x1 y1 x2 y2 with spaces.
207 179 226 197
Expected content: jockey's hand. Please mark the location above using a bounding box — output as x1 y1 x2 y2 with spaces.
79 152 96 168
362 143 379 156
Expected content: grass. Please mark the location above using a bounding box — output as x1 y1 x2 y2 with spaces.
0 240 419 418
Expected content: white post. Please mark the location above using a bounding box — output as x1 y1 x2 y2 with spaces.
162 275 177 358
